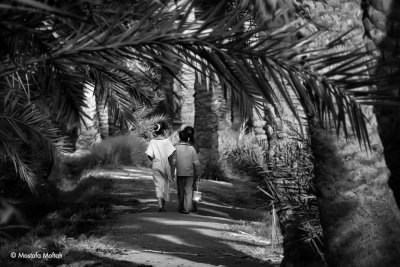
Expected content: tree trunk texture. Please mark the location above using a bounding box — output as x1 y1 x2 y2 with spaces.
157 67 179 121
231 99 244 132
173 6 196 127
75 83 101 151
194 74 220 165
311 107 400 266
175 63 196 126
363 0 400 208
298 0 400 266
95 93 109 139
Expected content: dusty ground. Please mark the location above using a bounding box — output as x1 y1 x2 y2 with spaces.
81 167 282 267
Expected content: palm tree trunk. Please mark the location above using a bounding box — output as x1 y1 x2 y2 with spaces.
363 0 400 208
75 82 101 151
159 67 178 120
311 106 400 266
285 1 400 265
194 73 220 164
96 93 109 139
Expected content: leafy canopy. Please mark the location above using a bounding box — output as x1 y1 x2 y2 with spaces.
1 0 399 190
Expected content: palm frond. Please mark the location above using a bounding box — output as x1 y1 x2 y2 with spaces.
2 0 396 145
1 0 400 191
0 138 36 190
0 93 67 190
131 108 170 140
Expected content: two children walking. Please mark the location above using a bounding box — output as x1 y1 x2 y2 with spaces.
145 123 201 214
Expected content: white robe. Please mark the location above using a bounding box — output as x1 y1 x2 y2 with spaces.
145 138 176 200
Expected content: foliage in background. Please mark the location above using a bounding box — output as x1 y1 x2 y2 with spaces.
224 130 266 180
1 0 398 192
86 134 149 168
225 128 324 265
69 134 149 173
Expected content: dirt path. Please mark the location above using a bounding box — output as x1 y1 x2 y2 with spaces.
90 167 281 267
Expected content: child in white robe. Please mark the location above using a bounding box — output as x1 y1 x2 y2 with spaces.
145 121 176 212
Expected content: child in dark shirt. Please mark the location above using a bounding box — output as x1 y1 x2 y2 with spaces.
175 130 201 214
183 126 200 211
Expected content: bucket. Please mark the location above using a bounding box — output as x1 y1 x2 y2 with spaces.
192 190 203 202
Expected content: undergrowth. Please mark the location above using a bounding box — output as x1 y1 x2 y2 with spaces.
225 127 325 265
0 175 126 267
224 132 266 181
201 161 227 181
58 134 150 181
85 134 149 168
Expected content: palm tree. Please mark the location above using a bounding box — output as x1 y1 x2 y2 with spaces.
363 0 400 208
292 1 400 266
190 1 400 265
1 0 400 264
74 82 101 151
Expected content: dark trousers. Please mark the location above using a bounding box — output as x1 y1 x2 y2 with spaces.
177 176 194 212
192 179 198 210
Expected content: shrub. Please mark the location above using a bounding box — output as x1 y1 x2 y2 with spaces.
224 133 266 181
201 161 227 181
85 134 149 168
258 138 324 265
226 129 325 265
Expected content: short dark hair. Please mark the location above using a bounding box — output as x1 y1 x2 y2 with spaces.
153 121 169 135
183 126 195 141
183 126 194 134
178 130 189 142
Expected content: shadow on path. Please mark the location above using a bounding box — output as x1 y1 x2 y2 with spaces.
92 167 278 267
